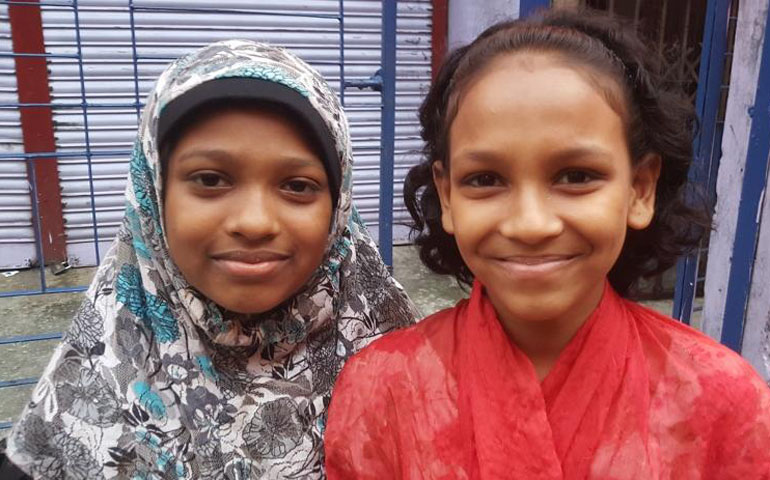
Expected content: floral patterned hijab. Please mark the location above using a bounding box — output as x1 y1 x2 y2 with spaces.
7 40 418 479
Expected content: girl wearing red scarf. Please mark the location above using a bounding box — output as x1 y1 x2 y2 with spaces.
324 9 770 479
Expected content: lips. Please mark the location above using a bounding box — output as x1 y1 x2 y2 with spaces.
492 254 579 278
210 250 291 280
212 250 289 263
502 255 577 265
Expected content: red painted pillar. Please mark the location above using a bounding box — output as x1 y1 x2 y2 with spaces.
9 0 67 265
431 0 448 79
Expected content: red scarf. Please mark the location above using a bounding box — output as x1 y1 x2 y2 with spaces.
326 281 770 479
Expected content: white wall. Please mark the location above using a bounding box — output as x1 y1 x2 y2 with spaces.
740 0 770 381
702 0 770 380
448 0 520 49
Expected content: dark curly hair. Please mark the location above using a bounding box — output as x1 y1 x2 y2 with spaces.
404 8 710 296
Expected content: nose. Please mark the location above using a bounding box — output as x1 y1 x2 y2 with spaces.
498 186 563 245
225 188 281 241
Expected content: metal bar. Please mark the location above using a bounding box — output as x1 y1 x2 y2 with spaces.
0 0 74 6
378 0 397 267
681 0 692 85
0 286 86 298
0 150 132 160
345 74 382 91
0 332 62 345
335 105 385 112
339 0 345 107
0 377 40 388
8 0 68 265
133 55 343 67
720 7 770 352
0 102 144 109
0 52 79 58
128 0 141 125
72 0 101 265
657 0 669 59
128 5 339 20
672 0 731 323
519 0 550 19
633 0 642 28
26 153 48 292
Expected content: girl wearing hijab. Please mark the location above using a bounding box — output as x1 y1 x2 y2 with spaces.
3 40 417 479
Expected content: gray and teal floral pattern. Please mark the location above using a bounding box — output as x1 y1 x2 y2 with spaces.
7 40 418 479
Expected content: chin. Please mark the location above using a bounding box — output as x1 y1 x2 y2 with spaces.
212 295 283 315
492 292 571 322
231 302 281 315
515 307 570 324
203 279 310 315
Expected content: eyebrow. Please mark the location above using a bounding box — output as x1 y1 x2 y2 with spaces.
278 156 324 169
175 148 232 164
175 148 322 168
453 145 614 165
547 146 615 164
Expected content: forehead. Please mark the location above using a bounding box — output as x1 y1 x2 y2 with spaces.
175 104 321 155
460 50 624 115
449 52 628 159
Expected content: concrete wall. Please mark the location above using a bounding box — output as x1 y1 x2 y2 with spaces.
743 163 770 381
740 0 770 381
448 0 520 49
702 0 770 380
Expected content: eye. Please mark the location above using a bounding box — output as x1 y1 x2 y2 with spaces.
190 172 229 188
555 169 599 185
281 179 320 195
463 172 502 188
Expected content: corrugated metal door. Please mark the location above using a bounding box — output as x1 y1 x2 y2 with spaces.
0 3 37 269
37 0 430 266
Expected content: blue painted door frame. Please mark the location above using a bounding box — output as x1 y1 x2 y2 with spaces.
379 0 397 267
672 0 733 325
719 5 770 352
520 0 550 18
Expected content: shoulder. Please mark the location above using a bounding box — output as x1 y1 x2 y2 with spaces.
349 302 462 365
625 300 770 411
333 301 464 395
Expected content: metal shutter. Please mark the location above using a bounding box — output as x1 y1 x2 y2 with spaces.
38 0 430 266
0 4 37 269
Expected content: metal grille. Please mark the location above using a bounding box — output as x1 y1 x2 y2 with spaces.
587 0 708 103
584 0 739 326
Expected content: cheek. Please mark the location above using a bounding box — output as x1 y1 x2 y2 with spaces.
289 201 333 260
163 186 187 248
163 186 218 262
557 187 631 250
449 197 501 244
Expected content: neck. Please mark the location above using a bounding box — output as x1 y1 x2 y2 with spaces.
502 317 585 382
494 286 604 382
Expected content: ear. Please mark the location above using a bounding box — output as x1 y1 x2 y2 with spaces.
627 153 662 230
432 161 455 235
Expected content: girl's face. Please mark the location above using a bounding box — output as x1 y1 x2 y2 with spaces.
164 106 333 314
434 52 660 328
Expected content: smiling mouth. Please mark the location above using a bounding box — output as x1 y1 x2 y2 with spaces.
211 250 291 279
493 254 579 277
504 255 577 265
